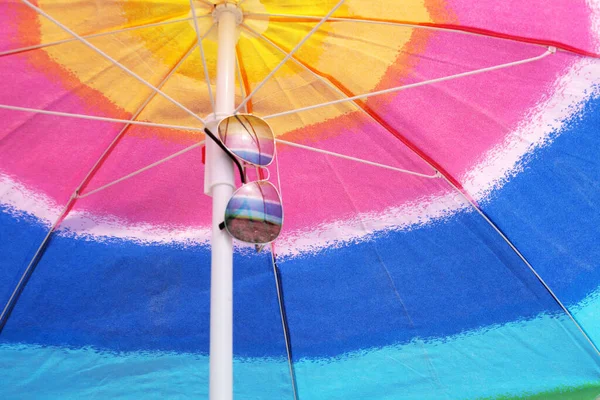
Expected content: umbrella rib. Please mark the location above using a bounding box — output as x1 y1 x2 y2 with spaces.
263 47 555 120
189 0 216 114
274 143 283 202
0 104 205 132
276 139 439 179
70 137 438 201
442 177 600 358
241 22 350 100
19 0 207 126
77 141 205 199
0 15 212 58
245 13 496 39
242 23 440 178
0 38 202 332
235 0 346 113
74 39 202 196
269 249 299 400
245 13 600 58
235 46 250 113
241 22 599 359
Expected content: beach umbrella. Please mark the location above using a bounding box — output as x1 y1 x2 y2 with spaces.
1 0 600 398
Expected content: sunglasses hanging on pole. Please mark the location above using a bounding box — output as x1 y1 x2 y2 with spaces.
204 114 283 246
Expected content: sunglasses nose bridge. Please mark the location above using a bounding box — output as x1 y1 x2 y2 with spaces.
243 164 270 182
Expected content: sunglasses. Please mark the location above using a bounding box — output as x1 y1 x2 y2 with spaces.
204 114 283 245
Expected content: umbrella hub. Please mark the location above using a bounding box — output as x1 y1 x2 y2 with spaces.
212 3 243 26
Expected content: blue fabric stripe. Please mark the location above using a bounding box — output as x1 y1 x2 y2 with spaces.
0 87 598 378
480 91 600 344
0 207 581 357
1 297 599 399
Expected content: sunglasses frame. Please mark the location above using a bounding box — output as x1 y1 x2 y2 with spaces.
204 113 284 245
217 113 277 168
222 180 284 245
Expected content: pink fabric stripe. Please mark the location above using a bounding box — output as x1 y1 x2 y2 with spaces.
0 1 589 234
367 31 573 187
70 112 446 230
446 0 597 56
0 51 129 207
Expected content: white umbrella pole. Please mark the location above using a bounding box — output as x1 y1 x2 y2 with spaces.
205 4 241 400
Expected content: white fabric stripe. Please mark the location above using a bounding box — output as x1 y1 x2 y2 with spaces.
2 37 600 260
2 59 600 257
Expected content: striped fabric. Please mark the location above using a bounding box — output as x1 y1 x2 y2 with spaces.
1 0 600 398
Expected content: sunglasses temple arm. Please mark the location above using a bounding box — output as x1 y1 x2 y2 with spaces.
204 127 247 184
205 127 245 232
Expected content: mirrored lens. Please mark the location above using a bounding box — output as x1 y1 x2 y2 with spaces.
224 181 283 244
218 114 275 166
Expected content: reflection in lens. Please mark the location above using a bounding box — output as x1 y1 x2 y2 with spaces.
224 181 283 244
218 114 275 166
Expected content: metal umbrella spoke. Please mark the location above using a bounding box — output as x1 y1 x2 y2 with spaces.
189 0 216 113
244 13 600 58
262 47 555 120
0 35 204 332
235 0 346 113
19 0 208 126
0 15 212 58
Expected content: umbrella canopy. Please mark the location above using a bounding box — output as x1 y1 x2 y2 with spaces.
1 0 600 398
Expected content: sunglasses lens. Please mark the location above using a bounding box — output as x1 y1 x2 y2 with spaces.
224 181 283 244
218 114 275 166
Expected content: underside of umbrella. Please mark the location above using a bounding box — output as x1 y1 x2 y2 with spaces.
1 0 600 399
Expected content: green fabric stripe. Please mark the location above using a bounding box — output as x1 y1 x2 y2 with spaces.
481 383 600 400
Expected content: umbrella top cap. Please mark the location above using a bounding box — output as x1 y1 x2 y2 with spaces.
212 3 243 25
